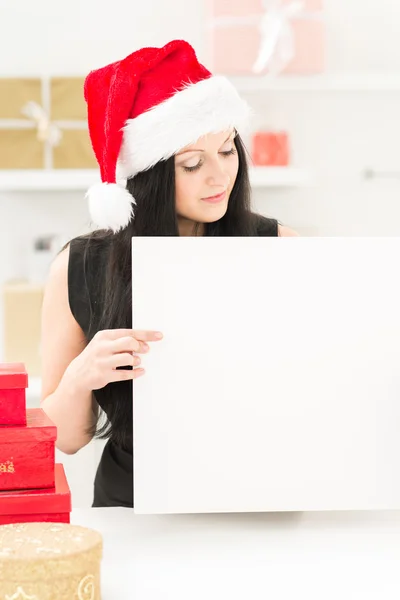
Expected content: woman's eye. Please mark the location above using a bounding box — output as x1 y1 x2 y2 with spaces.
181 147 236 172
220 147 236 156
183 161 202 172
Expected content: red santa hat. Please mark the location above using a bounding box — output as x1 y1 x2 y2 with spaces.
84 39 252 232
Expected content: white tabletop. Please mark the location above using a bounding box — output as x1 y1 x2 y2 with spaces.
71 508 400 599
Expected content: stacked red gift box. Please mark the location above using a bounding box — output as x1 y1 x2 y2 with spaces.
0 362 71 525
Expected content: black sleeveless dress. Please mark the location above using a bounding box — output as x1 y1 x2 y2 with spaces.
68 216 279 507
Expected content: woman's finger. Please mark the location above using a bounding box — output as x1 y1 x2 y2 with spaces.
96 329 162 342
109 367 145 383
109 336 142 354
132 330 163 342
108 353 141 369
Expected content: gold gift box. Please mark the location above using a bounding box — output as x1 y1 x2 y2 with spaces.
0 522 103 600
2 280 44 377
0 77 97 170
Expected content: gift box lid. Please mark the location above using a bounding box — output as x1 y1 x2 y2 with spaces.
0 522 102 590
0 463 71 515
0 408 56 442
0 363 28 390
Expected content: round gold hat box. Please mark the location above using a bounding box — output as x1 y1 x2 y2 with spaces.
0 522 103 599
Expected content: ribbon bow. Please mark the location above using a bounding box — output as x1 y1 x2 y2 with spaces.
21 101 62 147
252 0 305 75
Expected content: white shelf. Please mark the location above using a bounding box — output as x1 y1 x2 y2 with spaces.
0 167 312 191
249 166 312 187
0 169 100 191
229 73 400 93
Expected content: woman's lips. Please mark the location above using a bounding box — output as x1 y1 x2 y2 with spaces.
201 191 227 204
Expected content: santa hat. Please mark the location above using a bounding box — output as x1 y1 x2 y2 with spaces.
84 39 252 233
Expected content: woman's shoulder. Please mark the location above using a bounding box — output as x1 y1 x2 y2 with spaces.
50 232 115 285
64 232 113 333
64 232 114 306
67 230 112 253
277 224 299 237
253 214 279 237
66 231 113 267
253 214 299 237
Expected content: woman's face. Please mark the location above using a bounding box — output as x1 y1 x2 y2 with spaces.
174 129 239 232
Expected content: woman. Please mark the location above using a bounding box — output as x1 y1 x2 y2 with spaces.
40 40 298 508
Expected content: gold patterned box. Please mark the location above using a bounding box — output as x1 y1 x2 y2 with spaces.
0 521 102 600
0 77 97 170
2 281 44 377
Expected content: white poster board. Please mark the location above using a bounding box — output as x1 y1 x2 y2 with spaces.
132 237 400 514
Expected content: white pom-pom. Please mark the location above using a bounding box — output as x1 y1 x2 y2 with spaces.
86 182 136 233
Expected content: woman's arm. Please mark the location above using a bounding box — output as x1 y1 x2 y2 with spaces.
39 244 163 455
40 246 97 455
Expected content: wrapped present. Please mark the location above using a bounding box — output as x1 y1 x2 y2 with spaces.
0 77 97 169
252 130 290 165
0 408 56 491
3 281 44 377
207 0 325 75
0 521 102 600
0 463 71 525
0 363 27 426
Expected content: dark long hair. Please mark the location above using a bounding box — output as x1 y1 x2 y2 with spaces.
75 134 275 448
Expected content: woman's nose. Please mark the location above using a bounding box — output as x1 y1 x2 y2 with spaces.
206 160 231 188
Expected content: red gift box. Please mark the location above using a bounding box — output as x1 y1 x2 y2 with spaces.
252 131 291 166
208 0 325 75
0 463 71 525
0 408 56 491
0 363 28 426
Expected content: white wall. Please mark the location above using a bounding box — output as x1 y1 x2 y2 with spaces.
1 0 400 75
0 0 207 75
324 0 400 74
250 90 400 236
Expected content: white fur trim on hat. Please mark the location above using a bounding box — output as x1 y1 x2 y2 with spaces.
86 182 135 233
117 75 252 179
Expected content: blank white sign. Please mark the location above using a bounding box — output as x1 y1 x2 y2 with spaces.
132 237 400 514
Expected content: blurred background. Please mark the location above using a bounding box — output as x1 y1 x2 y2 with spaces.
0 0 399 505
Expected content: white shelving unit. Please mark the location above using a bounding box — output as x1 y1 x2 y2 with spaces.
0 170 100 192
0 167 312 191
249 166 312 188
229 73 400 93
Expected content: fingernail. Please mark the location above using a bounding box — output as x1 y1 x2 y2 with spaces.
134 357 141 366
155 332 163 339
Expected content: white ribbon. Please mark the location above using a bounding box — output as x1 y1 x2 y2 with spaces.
210 0 321 76
20 101 63 147
253 0 305 75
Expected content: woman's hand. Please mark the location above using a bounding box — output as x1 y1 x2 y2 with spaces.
63 329 163 392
